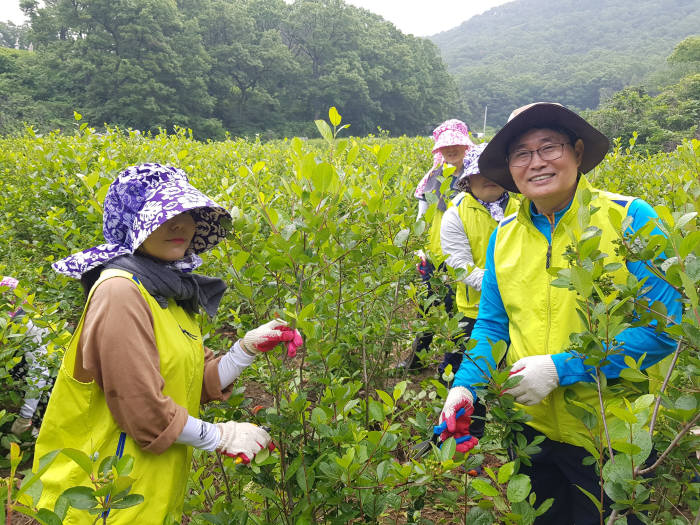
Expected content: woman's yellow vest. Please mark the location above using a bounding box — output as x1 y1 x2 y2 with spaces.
33 269 204 524
493 177 669 450
453 193 519 318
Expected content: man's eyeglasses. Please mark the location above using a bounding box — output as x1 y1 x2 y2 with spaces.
508 143 571 167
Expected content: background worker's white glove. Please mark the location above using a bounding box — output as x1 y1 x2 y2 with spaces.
505 355 559 405
216 422 271 464
240 319 303 356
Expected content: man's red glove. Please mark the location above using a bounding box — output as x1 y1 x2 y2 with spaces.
438 386 479 453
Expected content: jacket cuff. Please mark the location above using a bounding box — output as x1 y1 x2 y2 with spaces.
142 404 188 455
551 352 596 386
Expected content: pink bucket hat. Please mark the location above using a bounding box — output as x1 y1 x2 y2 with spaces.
431 119 475 154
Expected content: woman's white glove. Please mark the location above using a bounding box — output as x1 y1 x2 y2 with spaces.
505 355 559 405
240 319 303 357
216 422 272 464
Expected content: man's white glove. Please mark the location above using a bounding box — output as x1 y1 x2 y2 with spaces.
240 319 303 357
216 422 271 464
505 355 559 405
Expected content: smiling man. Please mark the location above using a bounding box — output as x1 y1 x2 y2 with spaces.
436 103 681 524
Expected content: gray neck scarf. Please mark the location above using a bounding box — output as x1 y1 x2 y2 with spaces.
104 254 227 317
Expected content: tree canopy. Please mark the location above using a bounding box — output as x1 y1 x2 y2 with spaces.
0 0 463 138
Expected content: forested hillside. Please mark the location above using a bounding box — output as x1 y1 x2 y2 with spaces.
0 0 461 138
431 0 700 128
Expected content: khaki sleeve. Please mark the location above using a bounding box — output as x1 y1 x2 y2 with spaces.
79 277 188 455
201 347 234 404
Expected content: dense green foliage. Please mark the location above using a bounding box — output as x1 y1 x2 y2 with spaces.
431 0 700 129
1 111 699 523
583 36 700 154
0 0 461 138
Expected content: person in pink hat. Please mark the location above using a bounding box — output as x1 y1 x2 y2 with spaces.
401 119 475 372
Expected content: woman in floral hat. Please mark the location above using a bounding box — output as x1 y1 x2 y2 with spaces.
34 164 302 524
401 119 475 372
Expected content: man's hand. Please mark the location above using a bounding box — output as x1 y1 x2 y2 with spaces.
505 354 559 405
438 386 479 453
216 422 271 464
240 319 303 357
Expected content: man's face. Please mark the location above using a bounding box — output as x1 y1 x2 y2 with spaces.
507 128 583 212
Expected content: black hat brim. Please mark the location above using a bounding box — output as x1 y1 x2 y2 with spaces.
477 103 610 193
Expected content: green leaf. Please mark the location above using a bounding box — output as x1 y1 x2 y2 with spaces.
676 211 697 229
115 455 134 476
368 399 385 421
61 448 93 476
376 143 393 166
328 107 341 127
393 228 409 247
471 478 499 497
506 474 531 503
440 437 456 461
497 461 515 484
392 381 407 401
619 367 649 383
376 389 394 408
53 493 70 520
675 394 697 413
611 440 641 455
60 486 97 510
35 508 63 525
678 270 698 307
314 119 333 142
574 484 602 512
466 506 495 524
609 405 638 424
490 340 508 366
110 494 144 509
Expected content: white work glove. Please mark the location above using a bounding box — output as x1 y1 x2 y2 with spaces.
11 417 33 436
216 422 272 464
240 319 303 357
505 355 559 405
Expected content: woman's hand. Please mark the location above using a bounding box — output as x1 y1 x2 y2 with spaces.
240 319 303 357
216 422 272 464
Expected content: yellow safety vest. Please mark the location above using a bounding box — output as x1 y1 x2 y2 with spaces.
493 177 669 449
453 192 519 318
33 269 204 524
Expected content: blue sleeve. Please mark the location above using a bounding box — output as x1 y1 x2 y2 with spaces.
553 199 682 385
453 229 511 398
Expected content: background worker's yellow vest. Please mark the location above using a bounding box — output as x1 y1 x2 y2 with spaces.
493 177 668 449
427 208 447 258
453 193 518 318
33 269 204 524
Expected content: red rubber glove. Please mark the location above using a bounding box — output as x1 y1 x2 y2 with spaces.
439 386 479 453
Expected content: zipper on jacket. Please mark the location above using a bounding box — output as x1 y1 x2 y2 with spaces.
545 213 555 269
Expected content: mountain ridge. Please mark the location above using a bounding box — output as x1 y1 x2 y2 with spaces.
429 0 700 128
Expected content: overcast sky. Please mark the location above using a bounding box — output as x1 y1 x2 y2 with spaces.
1 0 512 36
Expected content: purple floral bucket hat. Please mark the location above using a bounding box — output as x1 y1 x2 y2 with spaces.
53 163 231 278
458 143 488 181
